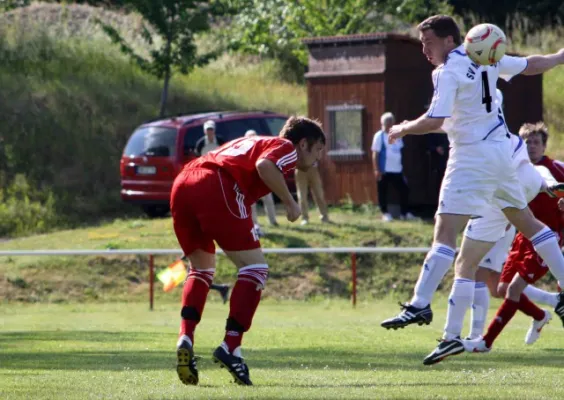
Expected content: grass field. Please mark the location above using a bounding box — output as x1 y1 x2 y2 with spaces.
1 299 563 399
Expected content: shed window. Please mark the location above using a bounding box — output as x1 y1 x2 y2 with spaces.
326 105 365 161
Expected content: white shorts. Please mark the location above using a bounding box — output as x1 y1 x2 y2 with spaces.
478 225 516 273
464 160 545 242
437 138 527 218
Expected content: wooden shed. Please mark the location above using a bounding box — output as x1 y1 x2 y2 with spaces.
303 33 543 212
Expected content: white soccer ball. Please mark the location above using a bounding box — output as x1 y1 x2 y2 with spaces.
464 23 507 66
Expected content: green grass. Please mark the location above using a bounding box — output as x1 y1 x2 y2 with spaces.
1 299 563 399
0 209 441 302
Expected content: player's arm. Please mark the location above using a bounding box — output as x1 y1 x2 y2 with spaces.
522 49 564 75
388 68 456 143
392 114 445 136
255 159 295 208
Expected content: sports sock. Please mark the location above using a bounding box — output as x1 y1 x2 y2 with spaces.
531 227 564 283
518 294 545 320
469 282 489 338
483 298 519 348
523 285 559 308
411 243 455 308
223 264 268 353
443 278 475 340
179 268 215 345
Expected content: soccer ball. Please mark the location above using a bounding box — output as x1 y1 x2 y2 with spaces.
464 23 507 66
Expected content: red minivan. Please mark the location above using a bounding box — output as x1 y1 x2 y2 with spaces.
120 111 290 217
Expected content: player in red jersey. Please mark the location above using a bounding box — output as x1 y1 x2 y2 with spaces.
464 122 564 353
172 116 325 386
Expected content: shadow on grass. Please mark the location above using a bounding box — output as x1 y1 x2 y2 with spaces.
1 331 563 373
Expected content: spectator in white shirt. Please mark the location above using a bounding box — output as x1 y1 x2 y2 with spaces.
372 112 415 222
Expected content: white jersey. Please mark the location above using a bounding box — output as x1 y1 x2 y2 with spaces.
427 45 528 145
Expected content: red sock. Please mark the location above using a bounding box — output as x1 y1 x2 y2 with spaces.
179 268 215 344
223 265 268 352
483 298 519 348
518 294 545 320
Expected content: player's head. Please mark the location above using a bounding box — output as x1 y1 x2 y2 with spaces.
519 122 549 163
417 15 462 66
279 116 326 171
381 112 395 131
203 120 216 138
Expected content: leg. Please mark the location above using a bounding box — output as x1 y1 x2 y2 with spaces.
210 283 231 304
295 169 310 223
468 267 498 339
262 193 278 226
180 250 217 344
469 225 515 338
381 213 466 329
423 234 496 365
212 248 268 386
377 173 390 219
523 285 559 308
395 173 411 218
504 206 564 286
308 166 330 222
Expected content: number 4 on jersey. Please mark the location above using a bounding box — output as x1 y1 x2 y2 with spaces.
481 71 493 113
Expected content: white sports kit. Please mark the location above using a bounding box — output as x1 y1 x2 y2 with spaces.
428 45 529 218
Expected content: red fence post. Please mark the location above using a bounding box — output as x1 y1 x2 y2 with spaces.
149 254 154 311
351 252 357 308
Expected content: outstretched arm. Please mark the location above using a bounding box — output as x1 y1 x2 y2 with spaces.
388 114 444 144
522 49 564 75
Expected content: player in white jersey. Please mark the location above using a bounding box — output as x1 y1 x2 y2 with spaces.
384 15 564 365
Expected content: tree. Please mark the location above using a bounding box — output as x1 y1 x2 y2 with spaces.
98 0 220 117
223 0 451 82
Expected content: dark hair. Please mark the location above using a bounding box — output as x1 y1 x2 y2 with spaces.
279 116 326 149
418 15 462 46
519 122 549 145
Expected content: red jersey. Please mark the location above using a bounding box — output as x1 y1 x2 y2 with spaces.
185 136 297 203
530 156 564 232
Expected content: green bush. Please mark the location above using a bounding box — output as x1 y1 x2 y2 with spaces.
0 174 59 236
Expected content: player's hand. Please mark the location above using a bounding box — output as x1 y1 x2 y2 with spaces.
374 170 382 181
558 198 564 211
285 200 301 222
388 123 407 144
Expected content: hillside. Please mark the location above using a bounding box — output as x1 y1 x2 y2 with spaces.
1 210 440 302
0 2 306 237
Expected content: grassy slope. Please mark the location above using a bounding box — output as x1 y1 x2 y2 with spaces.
1 300 563 399
0 3 306 234
0 209 442 302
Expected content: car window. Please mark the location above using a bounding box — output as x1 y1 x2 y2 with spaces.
182 118 270 155
263 117 287 135
123 126 177 157
215 118 266 141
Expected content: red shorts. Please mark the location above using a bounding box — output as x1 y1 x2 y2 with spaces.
170 167 260 255
500 233 549 284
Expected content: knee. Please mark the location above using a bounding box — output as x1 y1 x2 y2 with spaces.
505 284 521 301
497 283 508 298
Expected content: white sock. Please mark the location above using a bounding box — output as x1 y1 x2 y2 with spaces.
523 285 559 308
469 282 489 339
410 243 455 308
531 227 564 283
444 278 475 340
